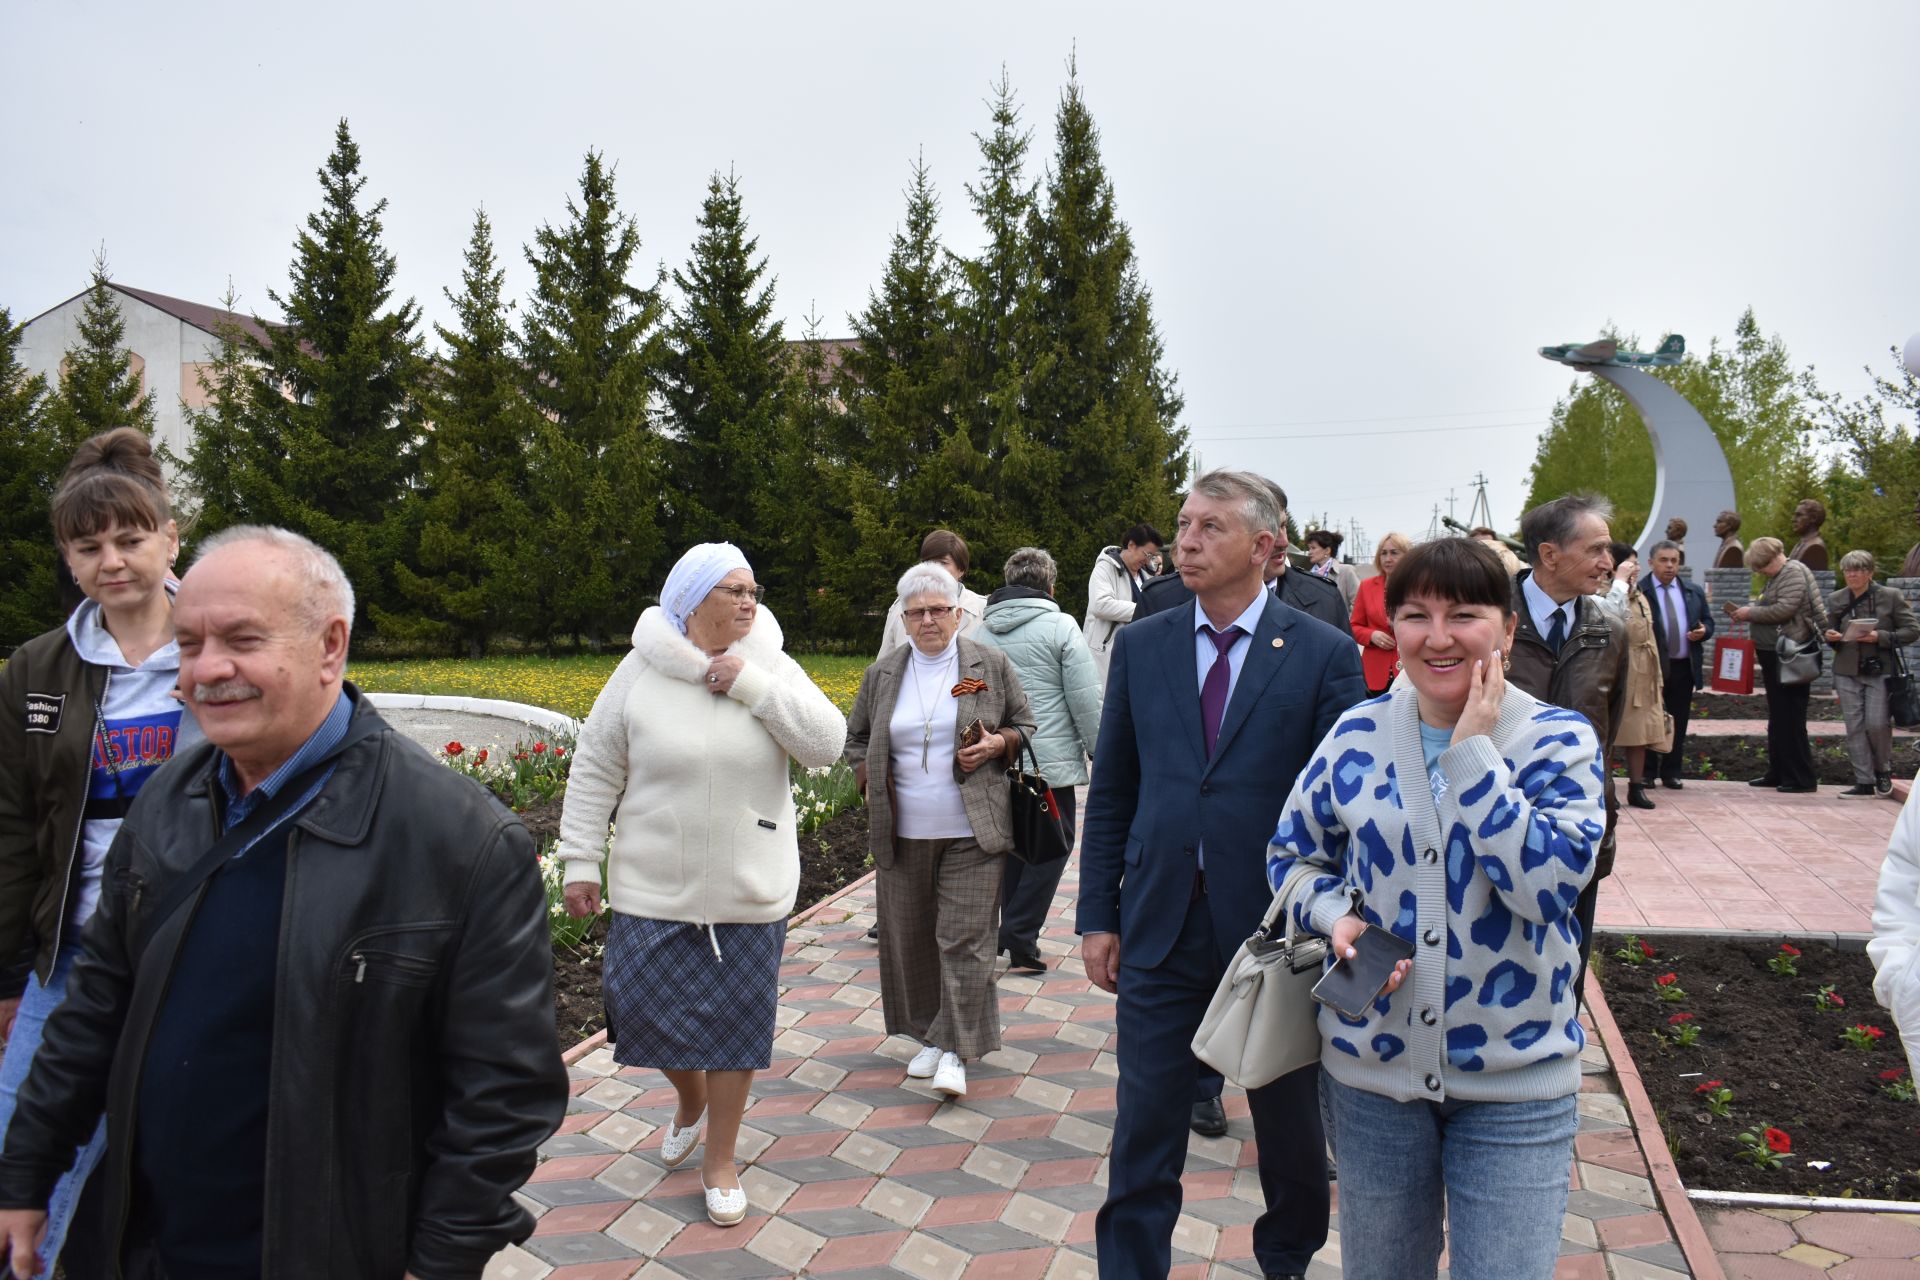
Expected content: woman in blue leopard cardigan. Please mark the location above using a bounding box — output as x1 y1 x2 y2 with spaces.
1267 536 1606 1280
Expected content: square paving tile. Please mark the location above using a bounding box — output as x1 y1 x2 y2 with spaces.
787 1207 906 1238
521 1232 642 1266
652 1250 792 1279
518 1179 634 1209
759 1155 875 1184
891 1168 1008 1199
920 1219 1053 1254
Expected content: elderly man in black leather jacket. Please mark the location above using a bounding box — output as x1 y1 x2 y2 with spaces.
0 526 566 1280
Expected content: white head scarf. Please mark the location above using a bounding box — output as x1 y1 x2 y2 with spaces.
660 542 752 635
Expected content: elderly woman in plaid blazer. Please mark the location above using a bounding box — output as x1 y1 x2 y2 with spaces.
845 563 1036 1099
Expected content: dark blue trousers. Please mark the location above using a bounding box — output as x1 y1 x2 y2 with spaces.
1097 888 1329 1276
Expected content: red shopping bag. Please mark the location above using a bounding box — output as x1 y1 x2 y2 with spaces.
1710 638 1755 694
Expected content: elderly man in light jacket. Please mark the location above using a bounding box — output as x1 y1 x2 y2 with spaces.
1082 523 1163 686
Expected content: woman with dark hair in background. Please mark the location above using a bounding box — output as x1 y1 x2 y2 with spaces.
1305 528 1360 612
0 428 202 1276
1083 522 1164 686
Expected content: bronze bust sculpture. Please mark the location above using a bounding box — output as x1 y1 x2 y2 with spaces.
1713 510 1745 569
1787 498 1829 571
1666 517 1688 564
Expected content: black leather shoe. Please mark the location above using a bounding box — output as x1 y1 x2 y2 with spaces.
1190 1097 1228 1137
1747 776 1781 788
1661 777 1684 790
1627 784 1656 810
1264 1273 1307 1279
1777 784 1818 794
1008 950 1047 974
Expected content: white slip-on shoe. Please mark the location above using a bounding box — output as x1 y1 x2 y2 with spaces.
906 1043 943 1079
659 1112 704 1167
703 1176 748 1226
932 1051 967 1097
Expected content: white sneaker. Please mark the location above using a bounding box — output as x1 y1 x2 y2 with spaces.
906 1043 943 1078
703 1176 748 1226
659 1112 704 1167
932 1051 967 1097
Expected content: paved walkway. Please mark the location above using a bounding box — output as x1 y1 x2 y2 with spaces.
1596 780 1897 937
492 849 1695 1279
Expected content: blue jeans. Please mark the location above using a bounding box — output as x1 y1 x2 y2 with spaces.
0 942 109 1271
1325 1075 1576 1280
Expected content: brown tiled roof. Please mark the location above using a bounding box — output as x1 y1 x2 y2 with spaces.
785 337 860 385
110 284 279 348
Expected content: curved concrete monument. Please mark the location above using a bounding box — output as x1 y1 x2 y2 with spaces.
1538 336 1737 569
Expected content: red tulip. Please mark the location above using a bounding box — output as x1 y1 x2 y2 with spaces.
446 741 464 756
1764 1127 1791 1154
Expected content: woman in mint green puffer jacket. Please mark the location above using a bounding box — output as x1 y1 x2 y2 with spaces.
974 547 1103 972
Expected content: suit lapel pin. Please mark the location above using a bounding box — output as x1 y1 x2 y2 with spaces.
1272 637 1284 649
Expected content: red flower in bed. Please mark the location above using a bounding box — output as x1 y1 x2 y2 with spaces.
1656 973 1678 987
1764 1127 1791 1154
1668 1012 1695 1025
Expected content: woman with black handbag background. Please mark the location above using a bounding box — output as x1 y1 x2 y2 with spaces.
975 547 1102 974
1823 550 1920 797
1726 536 1828 793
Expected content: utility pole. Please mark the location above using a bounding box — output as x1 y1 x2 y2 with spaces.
1466 471 1496 532
1426 504 1444 541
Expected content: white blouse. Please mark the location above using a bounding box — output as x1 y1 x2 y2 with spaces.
889 640 972 840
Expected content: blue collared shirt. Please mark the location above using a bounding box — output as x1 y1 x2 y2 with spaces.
216 690 353 855
1521 572 1577 646
1655 577 1690 659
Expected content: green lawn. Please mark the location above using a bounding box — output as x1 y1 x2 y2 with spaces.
350 651 871 718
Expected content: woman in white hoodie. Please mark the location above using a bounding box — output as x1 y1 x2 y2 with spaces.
558 543 846 1227
0 428 200 1276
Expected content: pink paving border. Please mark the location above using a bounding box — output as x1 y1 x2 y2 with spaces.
1583 968 1728 1280
560 868 883 1068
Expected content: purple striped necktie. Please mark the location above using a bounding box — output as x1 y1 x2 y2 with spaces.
1200 625 1243 758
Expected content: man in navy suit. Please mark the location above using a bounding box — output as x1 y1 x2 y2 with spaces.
1080 470 1367 1280
1639 539 1714 788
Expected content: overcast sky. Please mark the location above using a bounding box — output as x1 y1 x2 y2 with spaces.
5 2 1916 551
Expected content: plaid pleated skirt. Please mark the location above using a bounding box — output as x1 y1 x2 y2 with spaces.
603 913 783 1071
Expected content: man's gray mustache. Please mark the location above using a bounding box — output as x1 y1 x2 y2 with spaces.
193 681 263 704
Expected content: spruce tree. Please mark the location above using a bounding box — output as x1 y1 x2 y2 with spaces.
831 153 969 628
385 210 535 655
0 308 63 646
515 151 664 649
49 249 157 441
250 119 428 627
178 281 266 550
658 171 791 578
1018 62 1188 618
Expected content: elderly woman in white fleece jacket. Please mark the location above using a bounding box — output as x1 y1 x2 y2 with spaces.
557 542 846 1227
1872 788 1920 1082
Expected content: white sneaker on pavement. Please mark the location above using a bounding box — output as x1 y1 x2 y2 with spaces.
932 1051 967 1097
906 1043 943 1078
659 1112 704 1167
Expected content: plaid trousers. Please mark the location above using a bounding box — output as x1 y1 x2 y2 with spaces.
877 836 1005 1059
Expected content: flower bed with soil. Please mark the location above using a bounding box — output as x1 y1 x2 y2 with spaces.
1595 931 1918 1200
1668 737 1920 785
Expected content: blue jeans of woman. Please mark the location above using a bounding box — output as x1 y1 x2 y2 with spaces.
0 941 109 1271
1325 1075 1577 1280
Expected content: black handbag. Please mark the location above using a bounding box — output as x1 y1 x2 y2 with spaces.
1890 648 1920 730
1006 733 1072 866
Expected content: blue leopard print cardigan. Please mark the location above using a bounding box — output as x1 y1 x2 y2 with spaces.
1266 683 1605 1104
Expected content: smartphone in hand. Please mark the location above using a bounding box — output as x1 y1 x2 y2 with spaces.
958 718 988 749
1311 926 1415 1019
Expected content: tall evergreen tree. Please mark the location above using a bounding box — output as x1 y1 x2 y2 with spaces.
249 119 428 626
178 281 267 550
659 171 791 571
49 250 157 441
1017 61 1189 618
0 308 64 647
951 70 1039 541
385 209 535 655
827 154 966 625
515 151 664 649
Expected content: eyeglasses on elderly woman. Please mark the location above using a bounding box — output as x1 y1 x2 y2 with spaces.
713 583 766 603
903 605 955 622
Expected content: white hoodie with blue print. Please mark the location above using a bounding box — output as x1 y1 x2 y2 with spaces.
1267 683 1605 1105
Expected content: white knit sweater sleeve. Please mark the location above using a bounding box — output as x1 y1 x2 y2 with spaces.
556 650 645 885
726 650 849 769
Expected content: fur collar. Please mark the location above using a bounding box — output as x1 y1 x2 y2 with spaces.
630 604 787 684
